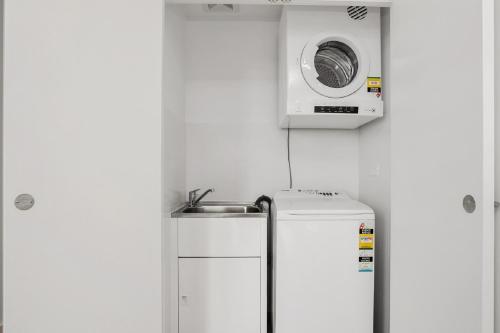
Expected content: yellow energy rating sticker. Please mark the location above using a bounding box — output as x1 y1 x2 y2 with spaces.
358 222 375 272
359 234 374 249
367 77 382 93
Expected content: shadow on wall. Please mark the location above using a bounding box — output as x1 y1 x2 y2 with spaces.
1 0 4 326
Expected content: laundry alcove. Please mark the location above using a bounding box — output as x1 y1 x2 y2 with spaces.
163 3 391 333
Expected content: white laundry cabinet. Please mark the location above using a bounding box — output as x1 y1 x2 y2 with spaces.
175 217 267 333
178 258 261 333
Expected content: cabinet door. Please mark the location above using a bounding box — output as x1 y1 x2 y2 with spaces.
179 258 261 333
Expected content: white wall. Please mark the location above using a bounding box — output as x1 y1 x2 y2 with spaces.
164 5 187 333
358 8 390 333
184 18 360 201
165 5 187 211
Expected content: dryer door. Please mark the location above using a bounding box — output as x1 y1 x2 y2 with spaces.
301 34 369 98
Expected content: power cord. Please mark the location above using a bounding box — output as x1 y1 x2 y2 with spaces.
287 127 293 189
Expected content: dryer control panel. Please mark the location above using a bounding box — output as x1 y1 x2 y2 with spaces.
314 106 359 114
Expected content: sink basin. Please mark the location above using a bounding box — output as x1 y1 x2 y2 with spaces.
182 205 261 214
172 202 266 218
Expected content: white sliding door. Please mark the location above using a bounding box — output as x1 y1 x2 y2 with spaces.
494 0 500 332
3 0 164 332
390 0 495 332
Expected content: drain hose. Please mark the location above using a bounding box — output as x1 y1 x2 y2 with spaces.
255 195 273 333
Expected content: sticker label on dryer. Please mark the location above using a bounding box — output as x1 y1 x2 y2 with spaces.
359 223 374 272
367 77 382 93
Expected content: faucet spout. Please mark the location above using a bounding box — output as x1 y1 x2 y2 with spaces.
189 188 215 207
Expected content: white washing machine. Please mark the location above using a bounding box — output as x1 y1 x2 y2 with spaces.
272 189 375 333
279 6 383 129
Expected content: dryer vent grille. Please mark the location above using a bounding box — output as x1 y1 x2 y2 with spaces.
347 6 368 20
204 4 239 13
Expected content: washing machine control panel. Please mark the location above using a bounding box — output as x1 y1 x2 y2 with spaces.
276 189 352 200
293 189 350 199
297 189 335 197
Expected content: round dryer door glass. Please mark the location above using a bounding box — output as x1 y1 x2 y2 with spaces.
314 41 358 89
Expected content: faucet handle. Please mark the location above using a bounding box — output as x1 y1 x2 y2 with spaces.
189 188 200 202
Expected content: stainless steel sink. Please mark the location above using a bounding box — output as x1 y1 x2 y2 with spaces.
172 202 266 218
182 205 261 214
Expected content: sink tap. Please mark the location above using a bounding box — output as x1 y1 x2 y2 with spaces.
188 188 215 207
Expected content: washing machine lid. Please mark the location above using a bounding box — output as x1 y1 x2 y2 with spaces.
273 190 374 219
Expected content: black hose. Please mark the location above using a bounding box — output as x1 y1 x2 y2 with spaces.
255 195 273 333
287 128 293 189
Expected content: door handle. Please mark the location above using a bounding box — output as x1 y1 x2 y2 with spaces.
15 194 35 210
495 201 499 208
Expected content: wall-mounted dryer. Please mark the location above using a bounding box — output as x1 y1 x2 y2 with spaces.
279 6 383 129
